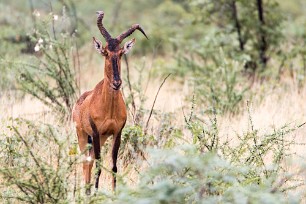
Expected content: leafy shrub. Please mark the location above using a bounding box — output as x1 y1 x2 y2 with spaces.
0 104 304 203
186 103 305 192
91 145 300 204
0 118 80 203
90 104 305 203
120 125 147 168
13 9 79 120
119 113 182 169
179 49 249 114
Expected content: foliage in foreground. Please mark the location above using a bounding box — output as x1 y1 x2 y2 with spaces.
0 112 304 203
91 146 299 204
0 118 79 203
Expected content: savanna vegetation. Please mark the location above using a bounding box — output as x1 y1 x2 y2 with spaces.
0 0 306 203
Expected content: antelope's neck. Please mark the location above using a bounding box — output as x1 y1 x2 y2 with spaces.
98 77 124 119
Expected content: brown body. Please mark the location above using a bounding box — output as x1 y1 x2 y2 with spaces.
72 11 147 195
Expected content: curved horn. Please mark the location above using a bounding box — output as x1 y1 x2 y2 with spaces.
117 24 148 43
96 11 111 42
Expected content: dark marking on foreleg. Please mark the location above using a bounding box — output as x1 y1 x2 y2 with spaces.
111 132 121 190
89 117 101 191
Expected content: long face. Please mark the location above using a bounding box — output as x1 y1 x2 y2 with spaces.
93 37 136 90
93 11 147 91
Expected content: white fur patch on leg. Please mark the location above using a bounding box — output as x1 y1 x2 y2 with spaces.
86 156 92 162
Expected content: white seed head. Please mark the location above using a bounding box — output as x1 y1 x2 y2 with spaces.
38 38 43 44
53 15 58 21
86 156 92 162
33 10 40 17
34 44 40 52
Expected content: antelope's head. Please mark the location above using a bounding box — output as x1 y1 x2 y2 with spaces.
93 11 148 90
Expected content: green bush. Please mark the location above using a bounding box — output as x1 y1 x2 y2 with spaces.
0 118 80 203
0 106 304 203
90 145 300 203
13 10 79 120
179 49 249 114
187 103 305 185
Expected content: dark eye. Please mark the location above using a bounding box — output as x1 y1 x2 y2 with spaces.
95 44 100 49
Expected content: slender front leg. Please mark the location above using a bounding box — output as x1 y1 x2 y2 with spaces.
90 118 101 191
93 137 101 191
112 131 122 190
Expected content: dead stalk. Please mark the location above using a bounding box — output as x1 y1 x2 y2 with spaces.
144 74 171 134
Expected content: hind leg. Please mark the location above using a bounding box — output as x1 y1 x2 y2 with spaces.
76 129 94 195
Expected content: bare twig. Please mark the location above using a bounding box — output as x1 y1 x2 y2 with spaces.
271 169 304 193
144 74 171 134
13 126 41 169
182 94 195 126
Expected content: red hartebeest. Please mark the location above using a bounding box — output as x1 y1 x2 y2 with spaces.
72 11 148 195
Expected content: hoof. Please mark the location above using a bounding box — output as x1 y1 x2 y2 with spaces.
85 188 91 196
94 188 99 195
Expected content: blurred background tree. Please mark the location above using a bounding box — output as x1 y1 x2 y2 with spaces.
186 0 284 70
0 0 305 115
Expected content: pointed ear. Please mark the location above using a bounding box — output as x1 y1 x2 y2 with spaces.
93 37 106 55
123 38 136 54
